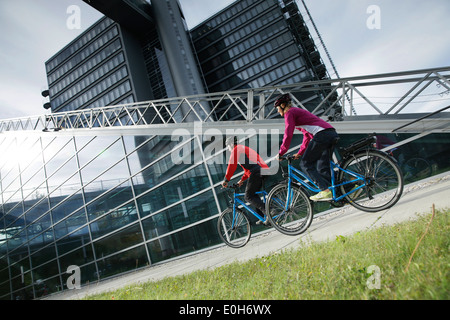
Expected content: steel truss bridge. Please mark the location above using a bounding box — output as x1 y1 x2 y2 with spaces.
1 66 449 153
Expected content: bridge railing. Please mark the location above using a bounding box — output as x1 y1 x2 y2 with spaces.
1 66 449 134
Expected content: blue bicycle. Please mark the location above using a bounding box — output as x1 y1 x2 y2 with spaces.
265 134 404 236
217 183 269 248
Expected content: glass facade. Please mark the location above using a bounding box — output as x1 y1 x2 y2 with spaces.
0 133 216 299
1 129 449 299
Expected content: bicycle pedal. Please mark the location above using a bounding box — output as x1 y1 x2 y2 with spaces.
256 219 269 226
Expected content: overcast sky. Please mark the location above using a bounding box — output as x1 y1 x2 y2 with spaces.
0 0 449 120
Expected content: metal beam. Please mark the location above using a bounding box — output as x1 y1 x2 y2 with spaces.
1 66 449 135
2 115 448 139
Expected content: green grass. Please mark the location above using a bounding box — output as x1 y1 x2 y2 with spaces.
85 208 449 300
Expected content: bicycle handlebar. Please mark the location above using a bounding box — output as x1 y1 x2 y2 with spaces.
222 183 240 190
278 155 297 162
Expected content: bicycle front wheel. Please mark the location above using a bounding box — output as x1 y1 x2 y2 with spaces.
217 208 251 248
339 149 403 212
265 183 313 236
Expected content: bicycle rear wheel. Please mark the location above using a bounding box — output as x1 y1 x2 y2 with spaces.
217 208 251 248
339 149 403 212
265 183 313 236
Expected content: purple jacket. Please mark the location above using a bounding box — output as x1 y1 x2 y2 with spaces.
279 107 334 156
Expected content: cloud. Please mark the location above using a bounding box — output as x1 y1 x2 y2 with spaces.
305 0 450 78
300 0 450 115
179 0 235 29
0 82 46 120
341 2 450 76
0 0 103 120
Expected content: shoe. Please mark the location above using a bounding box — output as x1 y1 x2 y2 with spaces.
256 218 270 226
349 184 363 200
309 190 332 202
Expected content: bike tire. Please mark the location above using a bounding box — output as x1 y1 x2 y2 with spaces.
217 208 251 248
265 183 313 236
338 149 403 212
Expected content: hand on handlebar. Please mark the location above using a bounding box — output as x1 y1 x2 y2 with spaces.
277 153 301 161
222 180 242 189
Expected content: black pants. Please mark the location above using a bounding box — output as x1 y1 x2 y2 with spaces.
244 169 265 219
300 129 339 191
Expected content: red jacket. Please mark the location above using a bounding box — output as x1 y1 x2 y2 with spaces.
224 145 269 182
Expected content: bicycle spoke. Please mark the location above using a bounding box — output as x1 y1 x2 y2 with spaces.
339 149 403 212
266 184 313 236
217 208 251 248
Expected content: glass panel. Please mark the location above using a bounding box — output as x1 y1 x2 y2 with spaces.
4 205 24 229
122 135 142 155
363 133 450 183
96 245 148 280
142 190 218 241
56 226 90 256
77 136 117 168
85 178 134 222
0 280 10 298
205 160 226 185
147 219 220 264
21 168 46 202
214 185 232 213
47 157 80 196
136 164 209 218
43 137 75 176
54 209 87 240
127 135 189 177
29 228 54 252
25 200 50 226
79 137 124 185
18 137 43 176
83 158 129 196
31 261 61 297
58 243 94 275
94 223 143 257
30 244 57 270
2 169 21 203
11 276 34 299
132 137 203 196
90 201 138 239
50 190 84 225
7 253 30 279
7 228 27 252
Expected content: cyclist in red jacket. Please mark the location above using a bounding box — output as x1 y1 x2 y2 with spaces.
222 136 269 223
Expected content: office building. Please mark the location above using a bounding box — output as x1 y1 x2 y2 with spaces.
44 0 332 117
191 0 332 119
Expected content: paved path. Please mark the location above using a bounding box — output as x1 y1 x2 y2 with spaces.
44 172 450 300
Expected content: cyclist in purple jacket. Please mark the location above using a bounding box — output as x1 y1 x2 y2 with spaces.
274 93 339 201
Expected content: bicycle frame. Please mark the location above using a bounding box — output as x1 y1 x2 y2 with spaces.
230 190 267 226
284 159 367 207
